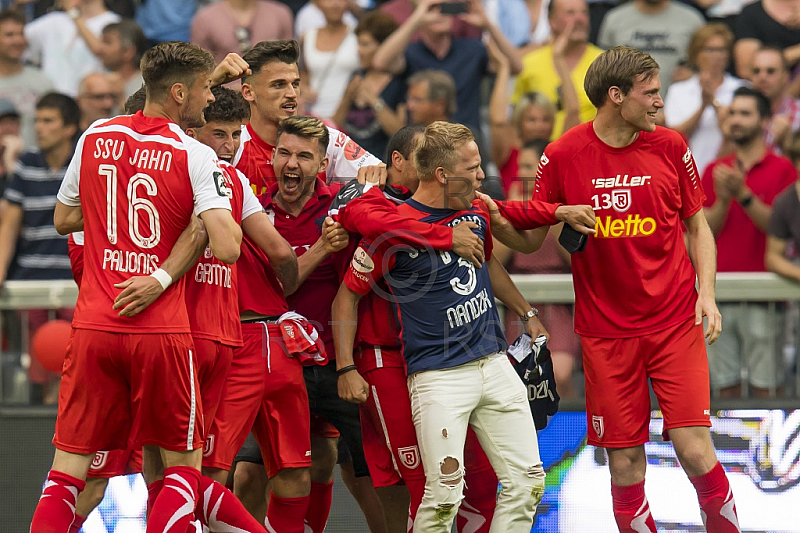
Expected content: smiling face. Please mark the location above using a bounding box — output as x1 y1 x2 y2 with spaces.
618 72 663 132
243 61 300 125
442 140 484 208
272 133 328 208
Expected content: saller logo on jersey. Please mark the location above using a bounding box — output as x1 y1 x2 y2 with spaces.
352 247 374 273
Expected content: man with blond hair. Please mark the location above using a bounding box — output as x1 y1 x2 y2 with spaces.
486 45 741 533
333 121 546 532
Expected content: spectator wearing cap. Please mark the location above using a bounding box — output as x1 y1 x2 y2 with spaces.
98 19 146 100
191 0 294 65
0 9 54 149
0 99 23 194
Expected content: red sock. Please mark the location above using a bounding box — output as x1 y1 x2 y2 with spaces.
265 494 310 533
304 481 333 533
689 462 741 533
147 466 200 533
30 470 85 533
146 479 164 518
195 475 266 532
611 480 657 533
459 466 497 533
68 514 86 533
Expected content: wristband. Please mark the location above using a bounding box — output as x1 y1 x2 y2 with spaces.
150 268 173 290
337 364 357 376
738 194 754 208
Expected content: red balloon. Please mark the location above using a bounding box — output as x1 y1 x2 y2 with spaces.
31 319 72 374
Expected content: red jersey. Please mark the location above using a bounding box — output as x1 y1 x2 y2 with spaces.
264 179 351 358
67 232 84 286
233 123 382 199
533 123 705 338
185 163 262 347
57 112 232 333
702 151 795 273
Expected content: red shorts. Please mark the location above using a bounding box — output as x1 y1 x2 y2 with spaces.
205 322 310 477
194 337 235 436
310 413 340 439
54 329 202 453
360 351 424 489
582 316 711 448
87 447 143 478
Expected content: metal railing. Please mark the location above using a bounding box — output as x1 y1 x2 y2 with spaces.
1 274 799 404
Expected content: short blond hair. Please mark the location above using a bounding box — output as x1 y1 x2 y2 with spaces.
277 115 330 158
413 121 474 182
512 92 555 130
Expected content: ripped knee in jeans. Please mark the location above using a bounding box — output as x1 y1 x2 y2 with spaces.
527 464 546 506
434 456 464 521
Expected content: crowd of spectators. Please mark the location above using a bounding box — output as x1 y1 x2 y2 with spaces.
1 0 800 403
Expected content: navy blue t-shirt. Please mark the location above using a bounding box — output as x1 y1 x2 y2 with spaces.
404 38 489 130
357 199 505 374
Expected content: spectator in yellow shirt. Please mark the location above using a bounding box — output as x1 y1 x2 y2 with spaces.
513 0 603 139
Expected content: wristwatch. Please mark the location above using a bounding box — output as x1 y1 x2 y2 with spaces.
372 98 387 113
520 308 539 322
739 194 755 208
67 8 81 20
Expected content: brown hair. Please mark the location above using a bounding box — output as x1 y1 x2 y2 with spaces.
413 121 474 182
784 130 800 164
355 11 398 44
686 23 733 67
242 40 300 82
584 46 660 108
277 115 330 158
140 41 215 103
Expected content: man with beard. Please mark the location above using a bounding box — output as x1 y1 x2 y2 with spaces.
703 86 796 399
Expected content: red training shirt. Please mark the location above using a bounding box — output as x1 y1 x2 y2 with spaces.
533 122 705 338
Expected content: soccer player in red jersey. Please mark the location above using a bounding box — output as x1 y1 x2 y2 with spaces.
33 42 243 533
486 46 740 533
233 40 382 198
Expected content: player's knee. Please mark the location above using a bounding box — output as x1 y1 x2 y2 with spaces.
81 477 110 510
275 466 311 486
431 456 464 518
234 462 267 494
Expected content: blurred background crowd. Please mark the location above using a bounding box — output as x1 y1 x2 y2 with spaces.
1 0 799 406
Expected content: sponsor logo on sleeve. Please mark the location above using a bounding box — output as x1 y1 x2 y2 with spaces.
213 171 232 198
344 139 366 161
352 247 374 273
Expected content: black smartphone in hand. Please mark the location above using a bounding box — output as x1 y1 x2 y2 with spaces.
440 1 470 15
558 224 588 254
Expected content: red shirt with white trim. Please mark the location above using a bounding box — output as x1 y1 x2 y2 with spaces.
233 123 382 200
532 122 705 338
264 179 351 358
185 162 262 347
57 112 232 333
701 151 795 273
